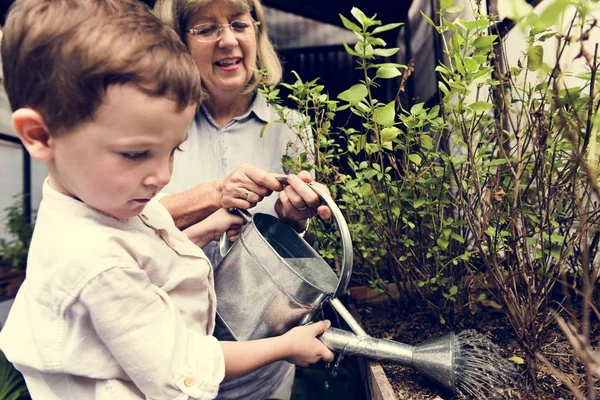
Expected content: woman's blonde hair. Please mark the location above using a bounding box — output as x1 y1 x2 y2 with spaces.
154 0 282 93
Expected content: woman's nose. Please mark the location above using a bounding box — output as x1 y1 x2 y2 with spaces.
218 25 239 47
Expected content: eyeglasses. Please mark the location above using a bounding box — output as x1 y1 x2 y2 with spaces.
186 20 260 43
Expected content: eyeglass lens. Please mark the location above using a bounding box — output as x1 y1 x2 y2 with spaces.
192 21 255 42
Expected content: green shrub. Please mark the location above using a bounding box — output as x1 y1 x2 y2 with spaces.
0 197 34 270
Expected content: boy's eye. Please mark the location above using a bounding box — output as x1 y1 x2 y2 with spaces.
121 151 149 160
171 145 184 154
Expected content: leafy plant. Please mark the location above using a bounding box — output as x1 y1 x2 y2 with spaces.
0 326 29 400
0 196 34 270
263 0 600 387
261 9 477 323
430 0 600 377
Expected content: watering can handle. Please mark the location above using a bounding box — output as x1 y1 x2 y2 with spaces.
303 182 353 299
218 208 252 257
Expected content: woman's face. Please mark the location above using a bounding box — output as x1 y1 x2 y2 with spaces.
186 1 258 101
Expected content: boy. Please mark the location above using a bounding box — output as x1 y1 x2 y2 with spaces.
0 1 334 399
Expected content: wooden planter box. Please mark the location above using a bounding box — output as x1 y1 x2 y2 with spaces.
347 284 401 400
0 264 26 302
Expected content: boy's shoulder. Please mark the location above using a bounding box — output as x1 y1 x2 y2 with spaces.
27 193 152 278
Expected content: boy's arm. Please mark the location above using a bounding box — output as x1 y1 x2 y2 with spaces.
219 320 334 380
160 163 283 230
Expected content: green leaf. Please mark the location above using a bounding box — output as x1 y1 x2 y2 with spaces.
365 143 381 154
536 0 570 30
463 57 479 72
412 198 426 209
339 14 362 32
527 45 544 71
372 48 400 57
420 10 436 28
461 19 490 32
408 154 422 165
372 22 403 34
468 101 493 113
446 4 465 13
342 41 359 56
440 0 453 10
437 237 449 249
337 84 368 105
373 101 396 127
473 35 496 49
351 7 368 26
376 67 401 79
450 232 465 243
380 127 400 142
487 159 507 166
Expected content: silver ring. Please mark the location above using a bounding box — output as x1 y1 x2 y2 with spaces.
243 189 250 200
297 206 307 211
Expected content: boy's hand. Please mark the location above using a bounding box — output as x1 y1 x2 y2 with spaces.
183 208 245 248
281 320 335 367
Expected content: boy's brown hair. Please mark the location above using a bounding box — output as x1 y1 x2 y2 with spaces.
2 0 203 135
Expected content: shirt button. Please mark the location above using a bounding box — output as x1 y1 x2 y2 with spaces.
184 377 195 387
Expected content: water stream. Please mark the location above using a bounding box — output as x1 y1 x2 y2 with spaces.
454 329 518 398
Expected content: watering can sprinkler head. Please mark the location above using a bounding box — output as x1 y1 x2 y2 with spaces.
319 328 517 396
411 332 456 391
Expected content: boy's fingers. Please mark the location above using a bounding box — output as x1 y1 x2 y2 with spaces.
313 319 331 334
321 348 335 363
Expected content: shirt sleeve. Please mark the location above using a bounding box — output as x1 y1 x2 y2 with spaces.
78 264 225 400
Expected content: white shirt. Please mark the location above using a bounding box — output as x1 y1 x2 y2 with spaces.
0 180 225 399
160 94 309 400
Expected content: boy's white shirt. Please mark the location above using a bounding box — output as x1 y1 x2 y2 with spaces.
0 179 225 399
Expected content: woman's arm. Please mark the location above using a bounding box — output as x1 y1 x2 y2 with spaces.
160 163 284 229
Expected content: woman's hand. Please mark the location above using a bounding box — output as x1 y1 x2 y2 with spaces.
183 208 245 248
216 163 283 210
274 171 332 232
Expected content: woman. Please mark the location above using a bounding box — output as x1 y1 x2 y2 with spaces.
153 0 329 399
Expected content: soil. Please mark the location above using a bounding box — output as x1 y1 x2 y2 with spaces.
354 299 600 400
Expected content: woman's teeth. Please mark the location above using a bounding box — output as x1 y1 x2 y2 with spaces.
217 59 240 66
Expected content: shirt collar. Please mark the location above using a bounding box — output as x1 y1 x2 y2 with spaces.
41 178 143 230
249 93 271 123
198 93 271 126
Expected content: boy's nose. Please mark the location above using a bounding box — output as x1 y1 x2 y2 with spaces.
145 162 171 187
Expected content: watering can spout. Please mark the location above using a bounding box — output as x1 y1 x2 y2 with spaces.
319 328 456 392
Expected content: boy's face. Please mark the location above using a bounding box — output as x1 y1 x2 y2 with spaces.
48 84 195 220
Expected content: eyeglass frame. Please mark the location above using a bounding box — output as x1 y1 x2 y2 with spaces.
185 20 260 43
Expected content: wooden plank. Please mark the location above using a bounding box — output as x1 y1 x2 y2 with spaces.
0 268 25 303
368 361 397 400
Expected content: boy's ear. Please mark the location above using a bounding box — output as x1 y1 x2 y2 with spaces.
12 108 54 162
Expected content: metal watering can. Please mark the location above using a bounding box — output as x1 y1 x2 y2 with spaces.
215 181 364 341
214 180 513 395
